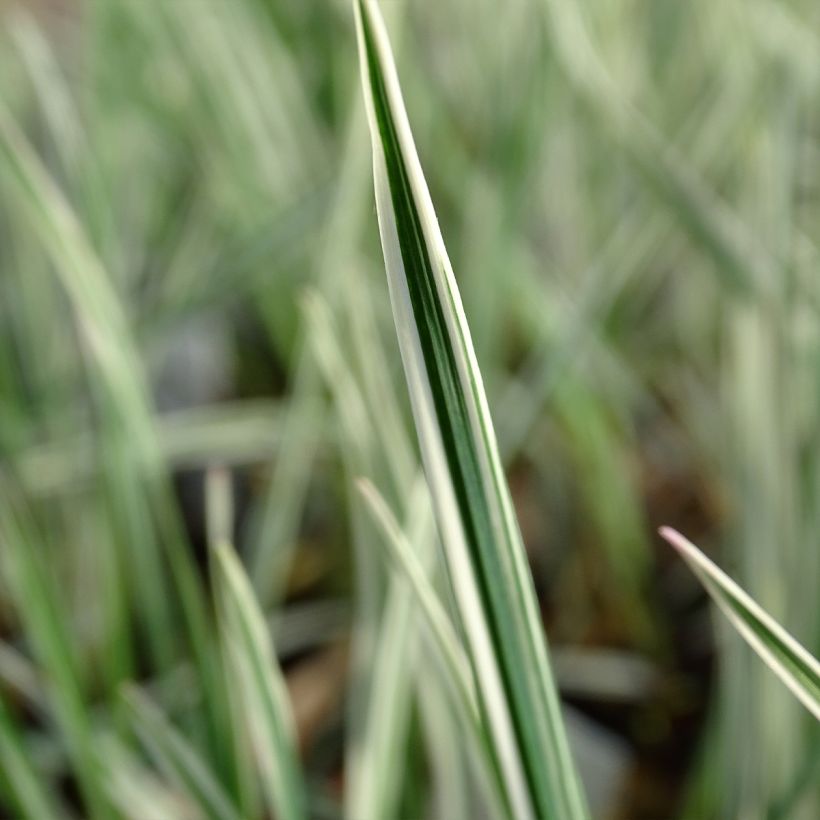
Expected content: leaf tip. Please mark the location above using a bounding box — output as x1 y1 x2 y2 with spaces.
658 526 687 552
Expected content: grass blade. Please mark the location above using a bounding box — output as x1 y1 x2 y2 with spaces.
215 543 307 820
357 478 509 820
353 3 587 817
0 697 60 820
660 527 820 720
356 478 477 719
99 732 203 820
0 485 111 819
121 686 241 820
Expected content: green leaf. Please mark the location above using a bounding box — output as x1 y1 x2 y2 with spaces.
353 3 588 818
214 543 307 820
660 527 820 720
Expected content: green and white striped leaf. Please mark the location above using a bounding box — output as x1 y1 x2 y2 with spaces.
353 3 588 818
214 543 306 820
660 527 820 720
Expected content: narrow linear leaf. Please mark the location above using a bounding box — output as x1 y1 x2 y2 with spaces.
660 527 820 720
215 543 306 820
353 3 588 817
121 686 241 820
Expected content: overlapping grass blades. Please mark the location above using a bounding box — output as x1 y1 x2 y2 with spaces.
0 486 111 819
121 687 241 820
661 528 820 720
0 691 59 819
353 2 588 817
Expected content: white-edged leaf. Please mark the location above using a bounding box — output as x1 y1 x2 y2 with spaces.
660 527 820 721
214 543 306 820
354 5 588 815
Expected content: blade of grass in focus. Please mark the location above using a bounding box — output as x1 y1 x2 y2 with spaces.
353 2 587 817
660 528 820 720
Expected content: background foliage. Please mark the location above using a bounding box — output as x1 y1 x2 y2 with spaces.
0 0 819 817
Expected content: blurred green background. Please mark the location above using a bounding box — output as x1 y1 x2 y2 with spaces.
1 0 819 817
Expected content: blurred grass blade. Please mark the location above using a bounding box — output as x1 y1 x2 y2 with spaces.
357 478 509 820
353 3 587 817
0 698 60 820
540 0 773 297
660 528 820 720
100 733 200 820
121 686 241 820
0 486 110 819
0 83 233 779
215 543 306 820
356 478 477 719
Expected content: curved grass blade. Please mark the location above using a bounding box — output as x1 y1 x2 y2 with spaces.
121 686 241 820
214 543 307 820
353 3 587 817
660 527 820 720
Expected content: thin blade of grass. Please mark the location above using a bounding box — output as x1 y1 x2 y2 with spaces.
353 2 587 817
660 527 820 720
205 468 259 819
